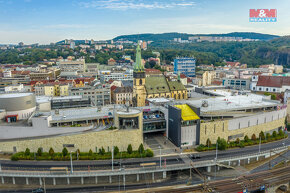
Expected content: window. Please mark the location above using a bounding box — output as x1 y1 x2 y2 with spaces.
266 88 268 91
259 88 262 91
257 119 259 125
273 89 276 92
248 121 250 127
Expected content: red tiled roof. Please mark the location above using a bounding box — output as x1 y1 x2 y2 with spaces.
111 85 117 91
145 69 162 74
180 73 187 78
211 80 223 85
256 76 290 88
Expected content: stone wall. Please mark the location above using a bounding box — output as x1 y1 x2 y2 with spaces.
0 129 143 153
200 117 285 144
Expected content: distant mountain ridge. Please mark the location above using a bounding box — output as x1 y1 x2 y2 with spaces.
113 32 280 42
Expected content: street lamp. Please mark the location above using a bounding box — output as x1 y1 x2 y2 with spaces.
159 146 162 168
259 136 261 154
70 151 73 174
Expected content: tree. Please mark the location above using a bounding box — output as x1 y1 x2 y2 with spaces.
24 148 30 156
62 147 68 157
217 137 227 150
251 134 257 141
127 144 133 154
278 129 284 137
259 131 265 140
49 148 54 156
138 143 144 154
244 135 249 142
88 149 93 156
266 133 271 140
114 146 119 155
272 131 277 138
235 138 240 144
99 147 105 155
37 148 43 156
206 138 211 147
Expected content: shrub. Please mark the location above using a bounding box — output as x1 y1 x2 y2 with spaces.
206 138 211 147
49 148 54 156
62 147 68 157
145 149 154 157
251 134 257 141
259 131 265 140
88 149 93 156
235 138 240 144
37 148 43 156
77 149 81 156
24 148 30 156
114 146 119 155
138 143 144 154
127 144 133 154
244 135 250 142
239 142 245 148
11 154 19 161
272 131 277 138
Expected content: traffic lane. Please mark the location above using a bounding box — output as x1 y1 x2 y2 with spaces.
1 157 185 171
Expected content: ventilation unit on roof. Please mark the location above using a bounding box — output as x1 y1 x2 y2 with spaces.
202 100 208 107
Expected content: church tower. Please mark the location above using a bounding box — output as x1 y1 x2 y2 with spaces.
133 42 146 107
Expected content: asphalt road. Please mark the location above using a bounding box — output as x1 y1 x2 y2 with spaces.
0 134 289 171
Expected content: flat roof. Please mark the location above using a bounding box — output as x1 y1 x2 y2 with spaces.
0 125 93 141
184 94 280 113
0 93 32 98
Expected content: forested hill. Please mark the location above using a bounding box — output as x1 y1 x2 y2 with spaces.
113 32 279 42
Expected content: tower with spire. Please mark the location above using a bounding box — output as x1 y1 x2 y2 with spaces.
133 41 146 107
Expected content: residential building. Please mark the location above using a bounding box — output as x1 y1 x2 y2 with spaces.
174 57 196 77
112 86 133 105
69 84 111 106
99 70 133 82
58 59 86 72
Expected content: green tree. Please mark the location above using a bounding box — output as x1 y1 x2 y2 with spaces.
244 135 250 142
217 137 227 150
37 148 43 156
138 143 144 154
235 138 240 144
114 146 119 155
88 149 93 156
49 148 54 156
272 131 277 138
24 148 30 156
259 131 265 140
127 144 133 154
62 147 68 156
206 138 211 147
99 147 105 155
278 129 284 137
266 133 271 140
251 134 257 141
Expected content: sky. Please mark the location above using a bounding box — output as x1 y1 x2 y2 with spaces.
0 0 289 44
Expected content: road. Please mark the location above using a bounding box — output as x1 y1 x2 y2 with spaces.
0 135 289 171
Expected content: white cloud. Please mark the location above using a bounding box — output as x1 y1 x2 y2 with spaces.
79 0 195 10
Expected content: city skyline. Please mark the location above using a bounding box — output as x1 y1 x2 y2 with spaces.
0 0 289 44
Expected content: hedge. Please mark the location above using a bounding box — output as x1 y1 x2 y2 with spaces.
196 132 287 152
11 149 154 161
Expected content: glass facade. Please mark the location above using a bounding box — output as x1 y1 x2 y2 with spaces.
174 57 196 77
